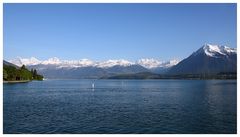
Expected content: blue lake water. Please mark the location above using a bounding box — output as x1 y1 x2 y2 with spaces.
3 79 237 134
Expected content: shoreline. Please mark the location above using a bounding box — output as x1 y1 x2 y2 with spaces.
3 80 31 83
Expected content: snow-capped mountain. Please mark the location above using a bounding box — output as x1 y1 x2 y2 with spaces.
6 44 236 78
137 58 179 69
41 57 61 65
168 44 237 74
8 57 178 79
137 59 162 69
96 59 134 68
9 57 178 69
194 44 236 58
10 57 41 66
10 57 95 68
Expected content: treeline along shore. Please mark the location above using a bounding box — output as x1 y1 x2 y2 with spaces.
103 72 237 80
3 63 44 83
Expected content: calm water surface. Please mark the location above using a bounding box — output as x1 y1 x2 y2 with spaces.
3 79 237 134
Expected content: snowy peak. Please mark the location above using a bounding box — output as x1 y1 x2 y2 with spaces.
9 57 41 66
169 44 237 74
196 44 237 57
8 57 136 68
97 59 134 68
137 58 180 69
8 57 179 69
42 57 61 65
136 58 162 69
62 59 94 67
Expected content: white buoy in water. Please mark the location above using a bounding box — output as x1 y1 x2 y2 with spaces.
92 83 95 89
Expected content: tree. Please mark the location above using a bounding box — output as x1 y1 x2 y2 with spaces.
33 69 37 77
21 65 26 70
3 69 8 80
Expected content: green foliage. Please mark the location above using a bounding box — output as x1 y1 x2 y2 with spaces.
4 66 18 81
3 65 44 81
3 68 8 80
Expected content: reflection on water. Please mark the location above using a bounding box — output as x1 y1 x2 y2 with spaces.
3 80 236 134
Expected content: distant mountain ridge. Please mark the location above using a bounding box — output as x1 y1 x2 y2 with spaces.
6 44 237 79
3 60 19 68
9 57 179 69
8 57 179 78
26 64 150 79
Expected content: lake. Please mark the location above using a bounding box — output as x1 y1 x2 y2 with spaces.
3 79 237 134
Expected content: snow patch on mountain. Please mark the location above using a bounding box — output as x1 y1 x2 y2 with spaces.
42 57 61 65
96 59 134 68
137 58 179 69
59 59 95 68
137 59 162 69
160 59 180 68
195 44 237 58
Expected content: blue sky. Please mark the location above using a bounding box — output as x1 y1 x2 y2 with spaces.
3 3 237 61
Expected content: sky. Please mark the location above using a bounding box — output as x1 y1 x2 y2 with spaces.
3 3 237 61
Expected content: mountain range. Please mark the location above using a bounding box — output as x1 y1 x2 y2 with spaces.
9 57 179 69
6 44 237 79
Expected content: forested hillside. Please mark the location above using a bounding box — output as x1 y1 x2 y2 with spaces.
3 61 43 81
